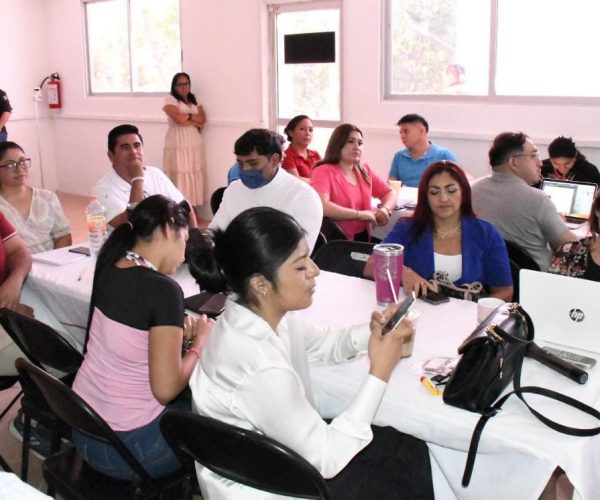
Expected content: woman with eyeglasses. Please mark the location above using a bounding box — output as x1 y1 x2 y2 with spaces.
0 141 71 253
162 72 207 210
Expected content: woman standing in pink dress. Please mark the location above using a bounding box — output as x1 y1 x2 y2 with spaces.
162 72 207 209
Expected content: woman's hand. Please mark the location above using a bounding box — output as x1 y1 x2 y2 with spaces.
368 306 416 382
402 267 431 298
184 314 213 352
374 208 390 226
356 210 376 223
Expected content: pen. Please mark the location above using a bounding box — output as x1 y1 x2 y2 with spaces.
420 376 442 396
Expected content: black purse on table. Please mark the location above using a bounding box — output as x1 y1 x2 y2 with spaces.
443 302 600 487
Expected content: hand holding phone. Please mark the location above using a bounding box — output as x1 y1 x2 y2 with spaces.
382 292 416 336
421 290 449 305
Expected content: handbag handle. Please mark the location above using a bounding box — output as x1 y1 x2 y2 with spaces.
461 358 600 487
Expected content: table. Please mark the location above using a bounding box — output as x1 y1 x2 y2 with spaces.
20 257 600 499
21 256 200 350
301 271 600 500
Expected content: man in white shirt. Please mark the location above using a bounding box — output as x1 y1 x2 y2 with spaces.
471 131 576 270
209 129 323 251
93 124 197 228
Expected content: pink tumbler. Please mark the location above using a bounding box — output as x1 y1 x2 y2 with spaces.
373 244 404 305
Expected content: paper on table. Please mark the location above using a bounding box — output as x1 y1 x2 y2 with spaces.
32 247 90 266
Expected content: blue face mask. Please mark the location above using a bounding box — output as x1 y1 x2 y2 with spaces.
239 166 271 189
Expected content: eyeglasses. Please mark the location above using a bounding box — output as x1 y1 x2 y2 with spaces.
512 152 540 160
0 158 32 170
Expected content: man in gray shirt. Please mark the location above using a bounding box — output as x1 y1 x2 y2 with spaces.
471 132 576 270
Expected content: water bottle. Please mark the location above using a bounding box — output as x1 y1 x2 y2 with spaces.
86 196 107 255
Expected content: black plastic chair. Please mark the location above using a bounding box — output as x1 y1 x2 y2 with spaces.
320 218 347 242
210 186 226 215
504 241 540 303
311 232 327 259
504 240 540 272
0 308 84 480
313 240 374 278
15 358 192 500
161 410 332 500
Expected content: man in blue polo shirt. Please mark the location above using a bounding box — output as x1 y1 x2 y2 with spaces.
388 114 458 187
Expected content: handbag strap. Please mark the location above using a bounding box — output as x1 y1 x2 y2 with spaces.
461 358 600 487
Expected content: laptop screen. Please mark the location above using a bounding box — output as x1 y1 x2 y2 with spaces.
541 179 597 219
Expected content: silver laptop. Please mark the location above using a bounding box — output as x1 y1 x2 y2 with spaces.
520 269 600 354
541 179 597 224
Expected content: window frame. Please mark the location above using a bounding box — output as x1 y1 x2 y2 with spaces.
267 0 342 134
82 0 182 96
383 0 600 105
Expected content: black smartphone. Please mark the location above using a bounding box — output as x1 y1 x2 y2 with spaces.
382 292 416 336
421 290 450 305
68 246 91 256
184 292 226 318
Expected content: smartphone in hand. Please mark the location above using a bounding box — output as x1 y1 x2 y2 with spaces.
382 292 416 336
421 290 449 305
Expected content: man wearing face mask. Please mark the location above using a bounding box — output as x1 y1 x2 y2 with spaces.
209 129 322 251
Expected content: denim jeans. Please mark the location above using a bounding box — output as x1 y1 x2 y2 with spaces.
0 132 7 143
73 392 190 480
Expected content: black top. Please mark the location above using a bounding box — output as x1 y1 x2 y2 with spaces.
541 157 600 185
0 89 12 135
584 253 600 282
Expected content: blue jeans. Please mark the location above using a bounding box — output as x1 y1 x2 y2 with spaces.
0 132 7 143
73 394 190 480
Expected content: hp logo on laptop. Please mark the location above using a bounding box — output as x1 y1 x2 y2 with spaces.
569 309 585 323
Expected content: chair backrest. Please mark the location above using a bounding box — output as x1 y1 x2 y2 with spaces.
310 232 327 259
508 259 520 302
320 218 347 242
504 241 540 272
15 358 154 483
0 308 83 375
210 187 226 215
313 240 374 278
160 410 331 500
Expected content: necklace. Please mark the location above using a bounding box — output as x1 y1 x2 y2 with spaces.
434 223 461 240
125 251 158 271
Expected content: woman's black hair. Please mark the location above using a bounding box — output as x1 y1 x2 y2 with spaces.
187 207 306 307
170 72 198 105
83 195 190 350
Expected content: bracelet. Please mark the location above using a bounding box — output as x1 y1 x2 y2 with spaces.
187 346 201 359
130 176 144 184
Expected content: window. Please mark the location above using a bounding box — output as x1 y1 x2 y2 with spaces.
84 0 181 94
269 2 341 154
386 0 600 99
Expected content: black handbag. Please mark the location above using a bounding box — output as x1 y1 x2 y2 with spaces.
443 302 533 412
443 302 600 487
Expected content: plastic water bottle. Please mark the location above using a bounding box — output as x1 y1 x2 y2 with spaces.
86 196 107 255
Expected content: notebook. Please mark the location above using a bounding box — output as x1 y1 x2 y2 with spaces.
519 269 600 354
541 179 597 223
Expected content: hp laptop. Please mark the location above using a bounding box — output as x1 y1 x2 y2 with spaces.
541 178 597 225
520 269 600 356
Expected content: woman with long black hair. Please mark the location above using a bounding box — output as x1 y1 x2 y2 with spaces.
72 195 211 479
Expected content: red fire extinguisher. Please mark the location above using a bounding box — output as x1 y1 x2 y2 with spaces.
46 73 62 109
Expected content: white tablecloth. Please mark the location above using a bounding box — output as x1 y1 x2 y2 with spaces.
301 271 600 500
19 256 600 499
